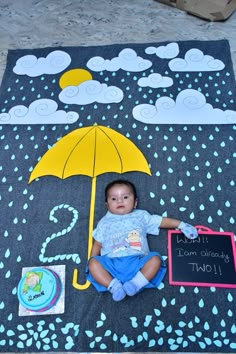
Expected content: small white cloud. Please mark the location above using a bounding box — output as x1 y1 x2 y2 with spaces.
169 48 225 72
13 50 71 77
132 89 236 124
87 48 152 72
138 73 173 88
145 43 179 59
59 79 124 105
0 99 79 124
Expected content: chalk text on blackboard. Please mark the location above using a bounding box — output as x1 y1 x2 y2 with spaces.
176 247 230 263
188 262 223 276
176 235 208 244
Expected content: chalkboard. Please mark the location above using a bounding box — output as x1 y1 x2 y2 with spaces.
168 226 236 288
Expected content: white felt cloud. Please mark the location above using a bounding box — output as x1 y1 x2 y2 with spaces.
0 98 79 124
145 42 179 59
138 73 173 88
13 50 71 77
132 89 236 124
169 48 225 72
59 80 124 105
87 48 152 72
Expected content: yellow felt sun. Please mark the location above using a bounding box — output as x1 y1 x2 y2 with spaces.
59 68 92 89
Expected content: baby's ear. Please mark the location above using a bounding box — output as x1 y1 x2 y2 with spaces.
134 198 138 208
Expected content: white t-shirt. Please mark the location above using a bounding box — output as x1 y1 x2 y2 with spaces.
93 209 162 257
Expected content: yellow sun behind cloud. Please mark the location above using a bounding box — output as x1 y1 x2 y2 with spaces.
59 68 93 89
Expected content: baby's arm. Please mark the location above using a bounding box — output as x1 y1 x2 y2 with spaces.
160 217 181 229
90 239 102 257
160 217 198 239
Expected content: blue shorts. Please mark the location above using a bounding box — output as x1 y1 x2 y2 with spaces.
86 252 167 292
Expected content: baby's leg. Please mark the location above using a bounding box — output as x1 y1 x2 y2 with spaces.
141 255 161 280
123 255 161 296
88 257 126 301
88 257 112 287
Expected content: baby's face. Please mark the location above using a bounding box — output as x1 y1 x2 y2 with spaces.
106 184 137 215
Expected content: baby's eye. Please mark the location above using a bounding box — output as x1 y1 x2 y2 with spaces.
124 195 129 199
111 197 116 201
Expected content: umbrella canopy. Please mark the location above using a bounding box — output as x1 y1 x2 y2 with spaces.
29 125 151 182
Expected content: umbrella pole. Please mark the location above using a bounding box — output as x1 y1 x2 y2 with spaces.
72 176 96 290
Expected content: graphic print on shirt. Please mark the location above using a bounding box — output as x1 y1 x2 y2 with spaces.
111 233 128 254
109 228 142 255
127 230 142 251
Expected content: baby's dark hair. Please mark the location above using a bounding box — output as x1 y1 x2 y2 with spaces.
105 179 137 202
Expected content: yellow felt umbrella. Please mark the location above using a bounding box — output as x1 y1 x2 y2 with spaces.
29 124 151 290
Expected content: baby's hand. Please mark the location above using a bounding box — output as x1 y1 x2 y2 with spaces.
178 222 198 239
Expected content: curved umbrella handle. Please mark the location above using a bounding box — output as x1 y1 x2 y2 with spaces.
72 176 96 291
72 269 91 290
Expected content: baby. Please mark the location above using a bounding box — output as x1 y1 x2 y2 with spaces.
87 179 198 301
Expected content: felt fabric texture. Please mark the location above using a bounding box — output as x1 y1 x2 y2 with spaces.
0 40 236 352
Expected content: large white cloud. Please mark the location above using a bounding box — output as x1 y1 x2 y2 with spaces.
0 99 79 124
169 48 225 72
138 73 173 88
87 48 152 72
13 50 71 77
145 42 179 59
132 89 236 124
59 79 124 105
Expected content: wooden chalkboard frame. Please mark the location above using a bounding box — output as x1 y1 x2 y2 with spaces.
168 225 236 288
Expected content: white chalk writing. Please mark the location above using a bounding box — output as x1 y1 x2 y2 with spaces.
175 247 230 263
188 262 222 276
